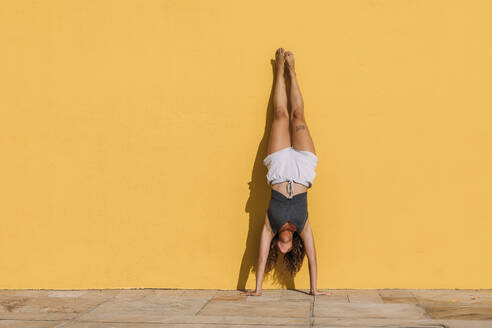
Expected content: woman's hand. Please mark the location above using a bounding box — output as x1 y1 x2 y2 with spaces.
240 290 262 296
309 289 331 296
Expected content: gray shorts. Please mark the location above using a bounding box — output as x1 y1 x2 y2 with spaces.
267 189 308 235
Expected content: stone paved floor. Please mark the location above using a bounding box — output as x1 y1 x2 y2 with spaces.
1 289 492 327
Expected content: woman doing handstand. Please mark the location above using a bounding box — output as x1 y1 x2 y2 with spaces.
241 48 330 296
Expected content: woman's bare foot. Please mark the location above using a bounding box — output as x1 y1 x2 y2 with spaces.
240 290 262 296
310 290 332 296
275 48 286 72
284 50 295 74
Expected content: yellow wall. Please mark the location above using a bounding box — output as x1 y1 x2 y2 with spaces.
1 0 491 289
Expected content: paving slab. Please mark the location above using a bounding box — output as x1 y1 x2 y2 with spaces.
214 290 243 297
314 290 349 303
246 289 282 302
413 289 492 305
112 289 193 303
314 301 428 319
0 320 63 328
377 289 417 297
66 323 307 328
212 290 246 301
313 317 492 327
346 289 384 303
421 303 492 320
73 314 309 326
281 289 314 300
160 314 309 326
0 290 118 321
313 317 443 327
0 290 51 297
147 289 184 296
378 288 419 304
181 290 218 299
73 295 208 323
47 291 88 298
199 298 311 319
441 319 492 328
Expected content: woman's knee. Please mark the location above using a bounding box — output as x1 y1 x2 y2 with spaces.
274 108 289 120
290 109 305 121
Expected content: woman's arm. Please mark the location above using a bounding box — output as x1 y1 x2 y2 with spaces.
240 213 274 296
300 220 331 295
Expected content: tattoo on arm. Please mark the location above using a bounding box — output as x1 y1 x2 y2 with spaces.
295 125 306 132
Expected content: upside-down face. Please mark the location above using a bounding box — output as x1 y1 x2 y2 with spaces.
277 230 293 254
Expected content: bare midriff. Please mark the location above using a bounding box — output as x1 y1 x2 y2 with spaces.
271 181 308 198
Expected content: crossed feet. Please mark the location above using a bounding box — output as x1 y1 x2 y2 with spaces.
275 47 296 74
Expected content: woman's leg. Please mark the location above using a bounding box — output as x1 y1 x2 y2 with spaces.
267 48 291 156
285 51 316 155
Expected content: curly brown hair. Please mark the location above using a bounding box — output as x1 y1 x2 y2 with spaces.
265 231 306 275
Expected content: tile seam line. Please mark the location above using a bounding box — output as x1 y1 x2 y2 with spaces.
411 289 434 320
194 295 215 315
52 293 119 328
309 295 314 327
